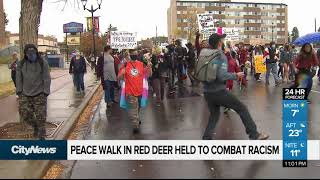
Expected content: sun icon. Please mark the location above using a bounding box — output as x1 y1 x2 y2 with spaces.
301 103 305 108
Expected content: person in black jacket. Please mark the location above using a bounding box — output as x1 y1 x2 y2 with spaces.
165 44 177 94
69 51 87 95
185 42 196 86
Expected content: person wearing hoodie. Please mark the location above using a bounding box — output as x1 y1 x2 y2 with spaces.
16 44 51 140
200 33 269 141
69 51 87 95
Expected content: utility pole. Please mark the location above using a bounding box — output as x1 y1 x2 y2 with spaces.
315 18 317 32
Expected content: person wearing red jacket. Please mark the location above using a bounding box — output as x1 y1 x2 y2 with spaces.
292 43 319 104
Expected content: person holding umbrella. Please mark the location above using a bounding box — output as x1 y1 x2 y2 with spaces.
292 43 319 104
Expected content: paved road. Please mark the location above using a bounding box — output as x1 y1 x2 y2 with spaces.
69 76 320 179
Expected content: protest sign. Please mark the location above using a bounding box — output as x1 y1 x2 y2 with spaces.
197 13 215 34
254 55 267 73
110 31 138 49
222 28 240 42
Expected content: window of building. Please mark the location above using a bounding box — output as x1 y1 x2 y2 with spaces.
246 27 249 31
183 11 187 14
177 2 182 6
192 3 197 7
177 27 182 30
177 19 182 23
184 27 189 31
255 4 258 7
177 11 181 14
235 20 240 24
219 11 222 14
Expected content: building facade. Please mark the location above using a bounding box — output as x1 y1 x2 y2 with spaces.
8 33 60 54
167 0 288 45
0 0 6 48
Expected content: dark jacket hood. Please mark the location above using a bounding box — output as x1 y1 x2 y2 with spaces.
23 44 40 61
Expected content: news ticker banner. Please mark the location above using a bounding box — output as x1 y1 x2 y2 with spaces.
0 140 319 161
283 88 308 167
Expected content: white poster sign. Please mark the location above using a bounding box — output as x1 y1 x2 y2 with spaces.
197 13 215 34
110 31 137 49
222 28 240 42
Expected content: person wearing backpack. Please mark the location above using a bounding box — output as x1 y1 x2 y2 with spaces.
195 33 269 140
265 42 281 86
16 44 51 140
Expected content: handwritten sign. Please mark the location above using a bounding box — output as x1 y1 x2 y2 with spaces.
197 13 215 34
110 31 137 49
222 28 240 42
254 55 267 73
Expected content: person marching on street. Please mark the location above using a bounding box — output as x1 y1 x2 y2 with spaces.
197 33 269 140
16 44 51 140
118 49 152 134
264 42 281 86
292 43 319 104
280 44 293 84
97 45 118 109
185 42 197 87
158 49 169 101
165 44 177 94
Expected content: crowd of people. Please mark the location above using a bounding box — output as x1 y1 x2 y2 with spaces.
6 30 320 140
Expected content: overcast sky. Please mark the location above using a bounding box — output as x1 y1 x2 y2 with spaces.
3 0 320 42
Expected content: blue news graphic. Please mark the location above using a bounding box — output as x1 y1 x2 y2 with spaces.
282 88 308 165
282 100 308 141
0 140 67 160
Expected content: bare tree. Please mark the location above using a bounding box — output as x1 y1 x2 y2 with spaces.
19 0 43 58
185 7 199 43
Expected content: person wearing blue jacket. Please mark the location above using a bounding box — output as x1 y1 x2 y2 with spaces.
201 33 269 141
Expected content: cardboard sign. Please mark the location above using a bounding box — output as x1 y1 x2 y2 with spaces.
254 55 267 73
110 31 137 49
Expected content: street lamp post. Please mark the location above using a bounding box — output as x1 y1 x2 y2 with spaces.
81 0 102 71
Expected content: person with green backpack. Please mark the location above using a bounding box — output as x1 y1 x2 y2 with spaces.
194 33 269 141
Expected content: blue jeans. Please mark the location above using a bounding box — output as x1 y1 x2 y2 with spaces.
266 63 279 84
74 73 84 92
104 80 115 103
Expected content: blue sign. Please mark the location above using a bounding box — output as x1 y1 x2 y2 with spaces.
0 140 67 160
63 22 84 33
282 88 308 167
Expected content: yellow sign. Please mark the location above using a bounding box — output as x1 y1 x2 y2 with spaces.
254 55 267 74
67 36 80 46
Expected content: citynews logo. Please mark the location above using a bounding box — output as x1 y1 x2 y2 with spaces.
11 145 57 156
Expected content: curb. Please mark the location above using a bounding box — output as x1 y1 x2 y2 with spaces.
27 80 100 179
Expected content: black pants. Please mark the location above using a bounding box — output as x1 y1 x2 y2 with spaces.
11 70 16 87
203 90 259 139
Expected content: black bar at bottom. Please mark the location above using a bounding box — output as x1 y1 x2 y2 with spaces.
283 160 308 167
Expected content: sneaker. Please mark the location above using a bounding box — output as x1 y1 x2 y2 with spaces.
202 136 212 140
250 133 269 140
275 81 282 86
224 108 230 114
133 127 140 134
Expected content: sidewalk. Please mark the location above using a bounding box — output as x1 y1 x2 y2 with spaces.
0 68 100 178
